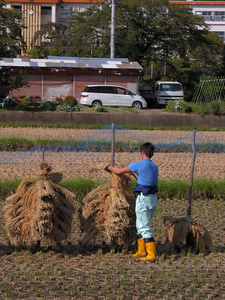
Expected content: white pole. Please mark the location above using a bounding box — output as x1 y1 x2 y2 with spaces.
110 0 115 58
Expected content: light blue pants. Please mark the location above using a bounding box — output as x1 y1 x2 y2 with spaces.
135 193 157 239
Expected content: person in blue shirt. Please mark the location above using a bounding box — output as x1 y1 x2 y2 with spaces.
105 142 158 262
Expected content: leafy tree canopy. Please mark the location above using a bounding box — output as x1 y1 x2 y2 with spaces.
67 5 111 57
66 0 224 92
20 0 225 100
31 22 68 58
0 0 25 57
0 0 26 97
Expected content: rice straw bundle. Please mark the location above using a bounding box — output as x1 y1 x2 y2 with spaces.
80 172 136 246
162 131 212 254
3 163 75 248
163 216 212 253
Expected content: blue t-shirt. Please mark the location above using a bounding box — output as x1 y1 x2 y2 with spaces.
128 159 158 187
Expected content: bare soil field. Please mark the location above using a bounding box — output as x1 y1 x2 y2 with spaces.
0 127 225 181
0 127 224 299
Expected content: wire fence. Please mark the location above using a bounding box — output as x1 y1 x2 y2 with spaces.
0 124 224 181
192 76 225 104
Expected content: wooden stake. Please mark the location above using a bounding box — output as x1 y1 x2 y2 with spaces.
187 130 197 217
42 146 45 163
111 123 115 167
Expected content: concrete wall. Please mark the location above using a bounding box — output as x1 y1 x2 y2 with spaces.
1 111 224 128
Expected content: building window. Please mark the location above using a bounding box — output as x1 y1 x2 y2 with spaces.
196 11 225 22
215 11 225 21
12 5 22 13
60 6 71 18
41 7 51 16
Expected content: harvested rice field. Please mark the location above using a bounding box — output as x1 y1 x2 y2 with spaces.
0 127 224 299
0 127 224 181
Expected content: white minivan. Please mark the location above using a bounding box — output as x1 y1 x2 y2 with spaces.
79 85 147 109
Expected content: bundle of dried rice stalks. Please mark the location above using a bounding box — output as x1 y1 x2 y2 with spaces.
163 216 212 253
3 163 75 248
80 172 136 247
161 131 212 254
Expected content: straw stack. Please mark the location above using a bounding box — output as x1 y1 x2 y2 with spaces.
163 216 212 253
3 163 75 248
80 172 136 247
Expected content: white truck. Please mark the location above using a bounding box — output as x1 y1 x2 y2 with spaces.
139 81 184 108
154 81 184 108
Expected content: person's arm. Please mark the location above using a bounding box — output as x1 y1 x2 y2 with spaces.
132 172 138 180
108 165 131 175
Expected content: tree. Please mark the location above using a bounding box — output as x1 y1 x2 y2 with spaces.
114 0 223 91
164 30 224 100
0 0 26 97
67 5 111 57
66 0 224 96
16 0 224 101
31 22 68 58
0 0 26 57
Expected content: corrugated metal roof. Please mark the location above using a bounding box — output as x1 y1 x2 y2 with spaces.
0 57 142 71
48 56 129 62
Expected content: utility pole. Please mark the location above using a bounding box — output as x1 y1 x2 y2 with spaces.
110 0 115 58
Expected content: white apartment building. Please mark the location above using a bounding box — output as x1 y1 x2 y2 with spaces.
171 1 225 41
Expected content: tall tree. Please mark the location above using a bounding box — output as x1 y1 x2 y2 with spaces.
16 0 224 100
0 0 25 57
0 0 26 97
67 5 111 57
68 0 210 60
30 22 68 58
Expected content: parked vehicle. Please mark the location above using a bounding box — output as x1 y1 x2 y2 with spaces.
139 81 184 108
138 86 155 107
154 81 184 108
79 85 147 109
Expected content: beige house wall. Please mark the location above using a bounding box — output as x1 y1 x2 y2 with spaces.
21 3 42 52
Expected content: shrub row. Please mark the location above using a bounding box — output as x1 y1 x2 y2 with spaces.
1 95 81 112
165 100 225 116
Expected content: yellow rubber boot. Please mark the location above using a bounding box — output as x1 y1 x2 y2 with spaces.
132 238 147 258
140 242 156 262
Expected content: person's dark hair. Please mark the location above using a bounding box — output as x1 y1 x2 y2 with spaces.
139 142 155 158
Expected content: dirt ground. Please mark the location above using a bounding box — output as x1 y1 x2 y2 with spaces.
0 127 225 181
0 127 224 299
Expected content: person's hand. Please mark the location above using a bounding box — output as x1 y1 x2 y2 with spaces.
104 165 111 172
